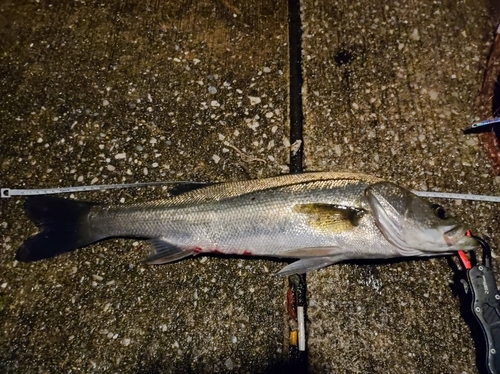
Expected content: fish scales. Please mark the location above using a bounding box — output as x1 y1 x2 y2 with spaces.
90 180 382 257
89 173 379 252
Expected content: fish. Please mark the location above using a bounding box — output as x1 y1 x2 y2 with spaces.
15 172 478 276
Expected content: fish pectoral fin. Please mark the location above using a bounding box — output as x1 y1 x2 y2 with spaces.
144 238 194 265
294 203 365 232
277 255 347 276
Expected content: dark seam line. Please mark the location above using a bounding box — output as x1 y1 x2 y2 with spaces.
288 0 304 174
288 0 308 373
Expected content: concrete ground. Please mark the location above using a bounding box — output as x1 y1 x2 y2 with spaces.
0 0 499 373
0 1 290 373
302 0 500 373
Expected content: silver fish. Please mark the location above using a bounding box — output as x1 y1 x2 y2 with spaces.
16 172 478 275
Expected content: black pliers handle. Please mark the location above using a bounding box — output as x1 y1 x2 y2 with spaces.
456 237 500 374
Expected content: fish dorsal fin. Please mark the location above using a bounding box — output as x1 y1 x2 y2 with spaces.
144 238 194 265
277 255 348 276
168 183 214 196
294 203 365 232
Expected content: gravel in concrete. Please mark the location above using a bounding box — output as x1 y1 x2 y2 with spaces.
0 1 290 372
301 0 499 372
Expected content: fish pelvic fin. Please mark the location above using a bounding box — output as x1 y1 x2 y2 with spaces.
16 196 100 262
144 238 194 265
293 203 365 233
277 255 347 276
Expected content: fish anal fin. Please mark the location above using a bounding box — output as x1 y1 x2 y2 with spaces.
144 238 194 265
294 203 365 232
277 255 347 276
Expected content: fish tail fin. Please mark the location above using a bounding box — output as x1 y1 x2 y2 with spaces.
16 196 100 262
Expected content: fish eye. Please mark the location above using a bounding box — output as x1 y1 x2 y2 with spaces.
431 204 447 219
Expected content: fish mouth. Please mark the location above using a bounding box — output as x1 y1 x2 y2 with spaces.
443 224 478 249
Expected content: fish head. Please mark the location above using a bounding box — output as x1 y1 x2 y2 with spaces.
365 182 478 256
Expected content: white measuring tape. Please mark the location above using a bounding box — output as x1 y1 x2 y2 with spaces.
0 181 208 198
412 191 500 203
1 182 499 202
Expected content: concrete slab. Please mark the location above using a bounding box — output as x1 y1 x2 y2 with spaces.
0 1 290 372
301 0 499 372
